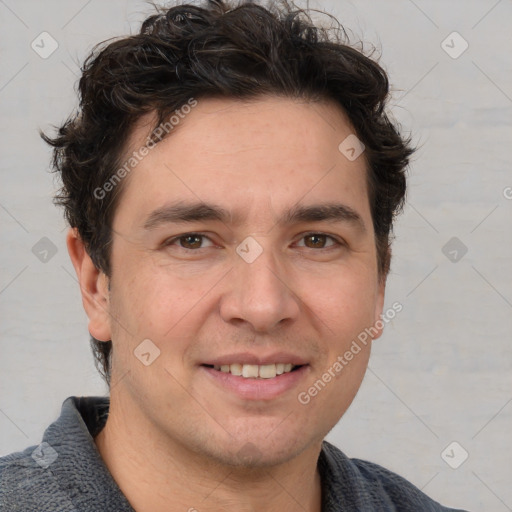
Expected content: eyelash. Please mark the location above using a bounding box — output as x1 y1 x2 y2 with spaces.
164 232 344 251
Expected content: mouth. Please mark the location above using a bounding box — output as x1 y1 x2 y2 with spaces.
200 362 310 401
202 363 304 379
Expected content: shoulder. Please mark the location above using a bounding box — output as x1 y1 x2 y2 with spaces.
0 444 38 487
0 396 105 511
0 444 58 511
321 441 469 511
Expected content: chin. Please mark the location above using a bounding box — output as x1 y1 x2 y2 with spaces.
197 429 315 470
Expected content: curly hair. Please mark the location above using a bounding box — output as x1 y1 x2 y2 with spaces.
42 0 415 388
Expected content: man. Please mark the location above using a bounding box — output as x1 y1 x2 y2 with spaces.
0 1 468 510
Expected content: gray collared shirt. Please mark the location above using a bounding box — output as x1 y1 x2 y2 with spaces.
0 396 469 511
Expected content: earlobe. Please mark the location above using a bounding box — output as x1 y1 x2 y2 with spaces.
66 228 112 342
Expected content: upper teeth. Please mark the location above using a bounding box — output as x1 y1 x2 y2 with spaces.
213 363 295 379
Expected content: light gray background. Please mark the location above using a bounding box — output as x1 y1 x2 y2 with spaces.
1 1 511 510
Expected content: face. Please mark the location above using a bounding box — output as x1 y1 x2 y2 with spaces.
90 96 385 467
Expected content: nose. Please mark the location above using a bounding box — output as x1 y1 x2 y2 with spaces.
219 243 300 333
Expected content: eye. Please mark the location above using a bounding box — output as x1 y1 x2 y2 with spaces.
163 232 343 252
296 233 340 249
165 233 214 250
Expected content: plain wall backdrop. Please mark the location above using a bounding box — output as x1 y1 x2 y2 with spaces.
1 1 511 510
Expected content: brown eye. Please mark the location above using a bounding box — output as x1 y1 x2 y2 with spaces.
165 233 214 250
304 234 327 248
179 234 204 249
298 233 338 249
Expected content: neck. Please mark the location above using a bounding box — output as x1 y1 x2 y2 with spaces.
94 394 323 512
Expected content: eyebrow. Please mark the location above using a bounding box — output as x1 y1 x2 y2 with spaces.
143 201 366 232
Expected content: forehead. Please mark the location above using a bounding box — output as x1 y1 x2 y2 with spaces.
113 95 370 227
127 95 357 152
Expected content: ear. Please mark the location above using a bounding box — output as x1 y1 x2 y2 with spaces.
66 228 112 342
371 248 389 341
371 278 386 340
372 240 391 340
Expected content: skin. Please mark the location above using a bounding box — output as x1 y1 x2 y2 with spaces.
68 96 386 512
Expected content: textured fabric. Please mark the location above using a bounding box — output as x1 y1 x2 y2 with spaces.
0 396 468 511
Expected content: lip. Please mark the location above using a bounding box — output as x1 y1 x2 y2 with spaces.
200 364 310 401
202 351 309 366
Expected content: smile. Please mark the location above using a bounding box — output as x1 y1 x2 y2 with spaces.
201 363 309 401
208 363 300 379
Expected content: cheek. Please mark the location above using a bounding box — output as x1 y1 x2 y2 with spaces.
306 268 379 340
109 255 224 346
304 270 376 412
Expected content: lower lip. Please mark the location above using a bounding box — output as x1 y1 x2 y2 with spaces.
201 365 309 401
